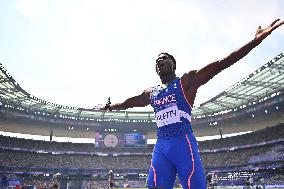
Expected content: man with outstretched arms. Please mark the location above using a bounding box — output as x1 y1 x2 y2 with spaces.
101 19 284 189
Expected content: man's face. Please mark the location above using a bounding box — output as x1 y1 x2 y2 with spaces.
155 54 175 76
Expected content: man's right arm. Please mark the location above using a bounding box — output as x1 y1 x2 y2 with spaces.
105 89 151 111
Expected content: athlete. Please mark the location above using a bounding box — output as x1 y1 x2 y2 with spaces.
101 19 284 189
108 170 114 189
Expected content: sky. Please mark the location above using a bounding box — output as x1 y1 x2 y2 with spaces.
0 0 284 111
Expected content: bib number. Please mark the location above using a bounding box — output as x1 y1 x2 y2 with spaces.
155 105 180 127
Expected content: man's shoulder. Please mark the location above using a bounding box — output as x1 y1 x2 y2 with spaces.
180 70 199 88
181 70 198 79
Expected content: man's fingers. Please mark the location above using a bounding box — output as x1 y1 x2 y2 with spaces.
272 20 284 30
270 18 280 27
275 20 284 27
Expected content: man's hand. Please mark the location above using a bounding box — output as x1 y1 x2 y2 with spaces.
99 97 111 111
104 97 112 111
96 104 111 111
94 98 112 111
255 19 284 41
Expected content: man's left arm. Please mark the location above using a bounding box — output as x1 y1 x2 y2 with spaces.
191 19 284 87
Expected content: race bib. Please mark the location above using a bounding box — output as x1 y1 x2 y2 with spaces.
155 105 180 128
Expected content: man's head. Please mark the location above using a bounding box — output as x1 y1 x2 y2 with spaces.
155 52 176 76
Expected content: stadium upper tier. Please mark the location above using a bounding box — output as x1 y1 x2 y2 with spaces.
0 52 283 121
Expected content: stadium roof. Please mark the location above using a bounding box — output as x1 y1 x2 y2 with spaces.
0 52 283 120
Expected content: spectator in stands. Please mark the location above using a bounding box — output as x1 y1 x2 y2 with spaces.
52 183 59 189
108 170 114 189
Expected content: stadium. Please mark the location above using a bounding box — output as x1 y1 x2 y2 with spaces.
0 47 283 189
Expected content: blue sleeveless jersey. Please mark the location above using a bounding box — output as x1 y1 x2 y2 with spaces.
150 77 193 139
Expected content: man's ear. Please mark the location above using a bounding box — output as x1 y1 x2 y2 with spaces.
172 62 176 71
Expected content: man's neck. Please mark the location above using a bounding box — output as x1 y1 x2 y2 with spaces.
160 73 176 86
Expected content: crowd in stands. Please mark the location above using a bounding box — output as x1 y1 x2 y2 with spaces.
81 180 148 189
0 124 283 188
0 149 151 170
266 174 284 185
82 180 107 189
201 145 276 168
0 143 283 171
0 125 282 171
20 177 58 189
199 123 284 150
